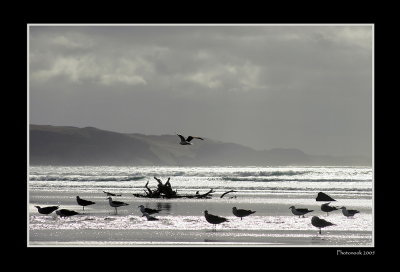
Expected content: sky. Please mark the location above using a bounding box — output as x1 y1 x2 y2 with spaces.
28 24 373 157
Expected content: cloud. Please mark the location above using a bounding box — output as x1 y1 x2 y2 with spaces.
31 54 152 86
50 34 94 49
28 25 373 156
180 61 263 92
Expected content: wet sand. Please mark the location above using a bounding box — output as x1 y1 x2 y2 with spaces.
28 189 373 247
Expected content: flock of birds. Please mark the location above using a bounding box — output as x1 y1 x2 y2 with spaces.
33 134 361 237
202 192 360 234
288 192 360 234
34 191 360 235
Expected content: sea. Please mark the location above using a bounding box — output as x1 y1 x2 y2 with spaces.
28 165 373 247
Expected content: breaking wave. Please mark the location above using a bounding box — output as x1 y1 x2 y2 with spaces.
222 177 369 182
232 170 311 177
29 176 146 182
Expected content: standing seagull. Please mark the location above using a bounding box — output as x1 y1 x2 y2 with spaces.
232 207 256 220
34 205 59 215
311 216 335 234
321 202 339 216
76 196 96 211
142 212 159 221
103 191 121 196
204 210 228 231
177 134 204 145
289 206 314 218
107 197 129 215
340 206 360 218
138 205 161 215
56 209 80 218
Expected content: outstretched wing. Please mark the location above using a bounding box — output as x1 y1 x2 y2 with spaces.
187 136 204 142
177 134 186 141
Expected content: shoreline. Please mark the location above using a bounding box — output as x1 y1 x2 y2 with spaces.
28 188 373 247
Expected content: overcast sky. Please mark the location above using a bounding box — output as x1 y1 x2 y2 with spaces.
29 24 373 157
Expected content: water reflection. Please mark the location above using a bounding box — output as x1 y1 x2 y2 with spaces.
156 202 172 212
204 239 228 242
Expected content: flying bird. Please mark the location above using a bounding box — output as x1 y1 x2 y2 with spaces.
107 197 129 215
34 205 59 215
138 205 161 215
316 192 336 202
56 209 80 218
204 210 228 231
76 196 96 210
311 216 335 234
232 207 256 220
289 206 314 218
340 206 360 218
177 134 204 145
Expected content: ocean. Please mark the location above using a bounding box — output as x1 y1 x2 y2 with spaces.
28 165 373 247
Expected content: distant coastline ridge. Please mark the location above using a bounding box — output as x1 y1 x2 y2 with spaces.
29 124 372 166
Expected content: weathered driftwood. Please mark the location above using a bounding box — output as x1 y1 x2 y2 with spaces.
132 177 232 199
220 190 237 198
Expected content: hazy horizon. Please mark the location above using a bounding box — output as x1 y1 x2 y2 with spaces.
29 24 373 157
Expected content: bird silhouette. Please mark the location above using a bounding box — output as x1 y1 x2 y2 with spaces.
289 206 314 218
177 134 204 145
138 205 161 215
107 197 129 214
76 196 96 210
311 216 335 234
204 210 228 231
142 212 159 221
321 202 339 216
56 209 80 218
232 207 256 220
340 206 360 218
103 191 121 196
34 205 59 215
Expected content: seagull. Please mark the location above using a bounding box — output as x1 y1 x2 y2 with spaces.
103 191 121 196
107 197 129 214
311 216 335 234
339 206 360 218
142 212 159 221
321 202 339 216
204 210 228 231
177 134 204 145
56 209 80 218
138 205 161 215
76 196 96 211
289 206 314 218
232 207 256 220
34 205 59 215
316 192 336 202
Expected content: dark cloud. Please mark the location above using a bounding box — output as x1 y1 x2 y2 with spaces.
29 24 373 157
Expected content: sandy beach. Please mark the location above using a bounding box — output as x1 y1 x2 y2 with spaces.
28 188 373 247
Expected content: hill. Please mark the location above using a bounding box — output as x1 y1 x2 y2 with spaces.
29 124 372 166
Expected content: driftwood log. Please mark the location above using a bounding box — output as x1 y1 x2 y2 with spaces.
220 190 237 198
132 177 235 199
